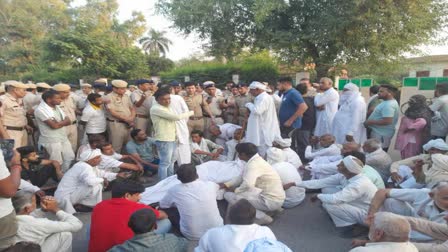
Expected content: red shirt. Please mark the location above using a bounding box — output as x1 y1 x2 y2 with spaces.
88 198 160 252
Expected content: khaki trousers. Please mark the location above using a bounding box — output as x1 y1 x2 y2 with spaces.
107 121 130 153
187 119 204 133
135 117 152 135
65 124 78 153
6 128 27 149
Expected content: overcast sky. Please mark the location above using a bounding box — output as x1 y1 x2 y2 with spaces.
73 0 448 61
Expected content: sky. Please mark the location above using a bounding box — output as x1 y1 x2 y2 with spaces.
73 0 448 61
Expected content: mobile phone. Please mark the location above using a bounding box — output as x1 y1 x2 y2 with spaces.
0 139 15 161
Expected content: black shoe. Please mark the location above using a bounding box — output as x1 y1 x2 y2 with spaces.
74 204 93 213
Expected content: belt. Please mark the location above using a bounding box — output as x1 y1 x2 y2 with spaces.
136 114 149 119
189 116 203 121
107 118 128 124
72 120 77 125
5 126 25 131
204 115 222 118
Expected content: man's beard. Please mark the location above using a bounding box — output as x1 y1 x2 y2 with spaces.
29 158 42 165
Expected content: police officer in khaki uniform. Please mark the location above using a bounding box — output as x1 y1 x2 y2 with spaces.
183 81 214 133
222 83 240 124
235 83 254 126
203 81 225 138
105 80 136 153
131 79 154 135
0 81 30 148
52 84 79 152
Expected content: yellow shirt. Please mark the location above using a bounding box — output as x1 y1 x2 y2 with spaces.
150 103 193 141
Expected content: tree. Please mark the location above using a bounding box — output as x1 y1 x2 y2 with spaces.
146 55 174 76
139 29 173 57
157 0 448 76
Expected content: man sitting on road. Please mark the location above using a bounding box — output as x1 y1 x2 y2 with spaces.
98 142 143 174
272 138 302 169
305 134 341 162
126 128 159 175
362 138 393 182
190 130 225 164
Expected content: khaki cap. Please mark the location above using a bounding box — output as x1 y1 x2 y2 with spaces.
0 86 5 93
95 78 108 84
81 83 92 88
36 82 52 89
129 85 137 89
27 83 37 89
111 80 128 88
53 84 71 92
4 80 19 87
9 81 28 89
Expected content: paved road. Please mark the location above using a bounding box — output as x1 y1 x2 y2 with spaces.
72 192 351 252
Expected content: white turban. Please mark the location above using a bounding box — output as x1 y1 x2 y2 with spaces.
275 138 292 148
249 81 268 91
343 83 359 92
79 149 102 162
342 155 363 174
267 147 286 165
423 139 448 152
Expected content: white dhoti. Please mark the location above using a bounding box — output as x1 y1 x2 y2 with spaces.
322 202 368 227
283 187 306 208
40 140 75 173
40 231 72 252
56 184 103 214
175 142 191 165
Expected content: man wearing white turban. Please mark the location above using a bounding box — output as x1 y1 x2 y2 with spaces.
273 138 303 168
267 147 305 208
331 83 367 144
389 139 448 189
245 81 282 157
314 77 339 137
287 155 377 233
55 149 125 213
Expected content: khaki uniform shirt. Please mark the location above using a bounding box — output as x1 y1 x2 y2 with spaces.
0 93 27 127
204 95 224 117
59 95 77 123
235 93 253 117
130 89 153 116
105 92 133 120
183 94 209 118
224 95 238 116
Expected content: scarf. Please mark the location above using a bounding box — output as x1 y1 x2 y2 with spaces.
90 102 101 110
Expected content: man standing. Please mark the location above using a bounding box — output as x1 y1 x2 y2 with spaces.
367 85 381 119
234 83 253 126
170 90 192 165
23 83 39 112
80 93 107 141
332 83 367 144
314 77 339 137
222 83 239 124
34 90 75 172
53 84 79 152
131 79 154 135
277 77 308 140
430 83 448 139
183 81 212 132
295 83 316 160
245 81 282 157
364 84 399 152
1 81 30 148
105 80 136 153
299 78 317 97
150 88 193 180
203 81 225 138
75 83 92 109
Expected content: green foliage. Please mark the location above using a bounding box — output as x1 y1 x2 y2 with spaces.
139 29 173 57
147 56 175 76
161 51 278 84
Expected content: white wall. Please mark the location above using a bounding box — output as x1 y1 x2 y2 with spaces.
409 62 448 77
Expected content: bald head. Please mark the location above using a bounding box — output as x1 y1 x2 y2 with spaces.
342 142 361 154
363 139 381 153
319 134 335 148
369 212 411 243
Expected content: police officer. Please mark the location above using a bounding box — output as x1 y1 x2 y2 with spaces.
53 84 79 152
222 83 240 124
131 79 154 135
0 81 30 148
105 80 136 153
203 81 225 138
183 81 214 133
234 82 254 126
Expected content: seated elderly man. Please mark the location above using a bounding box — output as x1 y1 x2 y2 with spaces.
12 191 82 252
267 148 305 208
226 128 245 161
272 138 302 168
305 134 341 161
220 143 285 225
362 138 393 182
350 212 418 252
345 151 385 189
195 199 276 252
389 139 448 189
190 130 225 164
54 149 126 213
306 142 359 179
367 181 448 240
288 156 377 236
209 123 242 147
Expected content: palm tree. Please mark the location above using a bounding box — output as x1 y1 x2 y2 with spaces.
139 29 172 57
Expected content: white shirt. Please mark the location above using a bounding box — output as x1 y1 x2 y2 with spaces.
159 180 223 240
272 162 305 207
305 144 341 160
98 154 123 171
0 151 13 218
283 148 302 168
15 210 83 246
80 103 106 134
54 161 116 200
245 92 281 146
299 173 377 210
308 155 342 178
350 242 418 252
218 123 242 144
332 94 367 144
314 88 339 136
195 224 276 252
170 94 190 145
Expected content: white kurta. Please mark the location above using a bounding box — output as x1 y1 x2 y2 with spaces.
283 148 302 168
195 224 276 252
170 94 191 165
305 144 341 160
245 92 281 154
299 173 377 227
272 162 305 208
332 95 367 144
314 88 339 137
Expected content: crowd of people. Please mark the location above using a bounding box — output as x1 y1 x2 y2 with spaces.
0 75 447 252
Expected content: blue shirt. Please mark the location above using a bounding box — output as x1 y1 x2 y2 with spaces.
126 137 157 162
367 99 400 137
279 88 305 129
